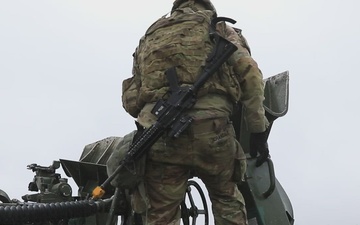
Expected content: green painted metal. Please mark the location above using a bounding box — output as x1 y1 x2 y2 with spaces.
240 158 294 225
236 71 294 225
0 189 10 203
263 71 290 119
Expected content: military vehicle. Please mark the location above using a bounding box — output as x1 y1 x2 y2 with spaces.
0 71 293 225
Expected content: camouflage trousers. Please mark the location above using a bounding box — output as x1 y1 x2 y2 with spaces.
132 117 247 225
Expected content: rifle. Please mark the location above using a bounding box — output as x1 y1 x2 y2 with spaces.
92 17 238 199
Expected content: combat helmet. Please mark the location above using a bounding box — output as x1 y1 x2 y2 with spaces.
172 0 217 14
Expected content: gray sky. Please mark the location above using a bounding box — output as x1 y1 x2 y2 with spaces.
0 0 359 224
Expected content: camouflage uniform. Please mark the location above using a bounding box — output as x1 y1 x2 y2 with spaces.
121 0 268 224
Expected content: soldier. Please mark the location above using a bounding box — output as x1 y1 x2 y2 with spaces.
121 0 269 224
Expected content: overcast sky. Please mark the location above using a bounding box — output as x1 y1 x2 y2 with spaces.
1 0 359 225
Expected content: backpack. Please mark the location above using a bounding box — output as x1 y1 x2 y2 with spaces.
122 8 249 117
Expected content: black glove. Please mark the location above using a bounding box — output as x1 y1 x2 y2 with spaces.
249 131 270 167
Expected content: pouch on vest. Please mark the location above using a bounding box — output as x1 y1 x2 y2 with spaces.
106 130 147 190
122 76 141 118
